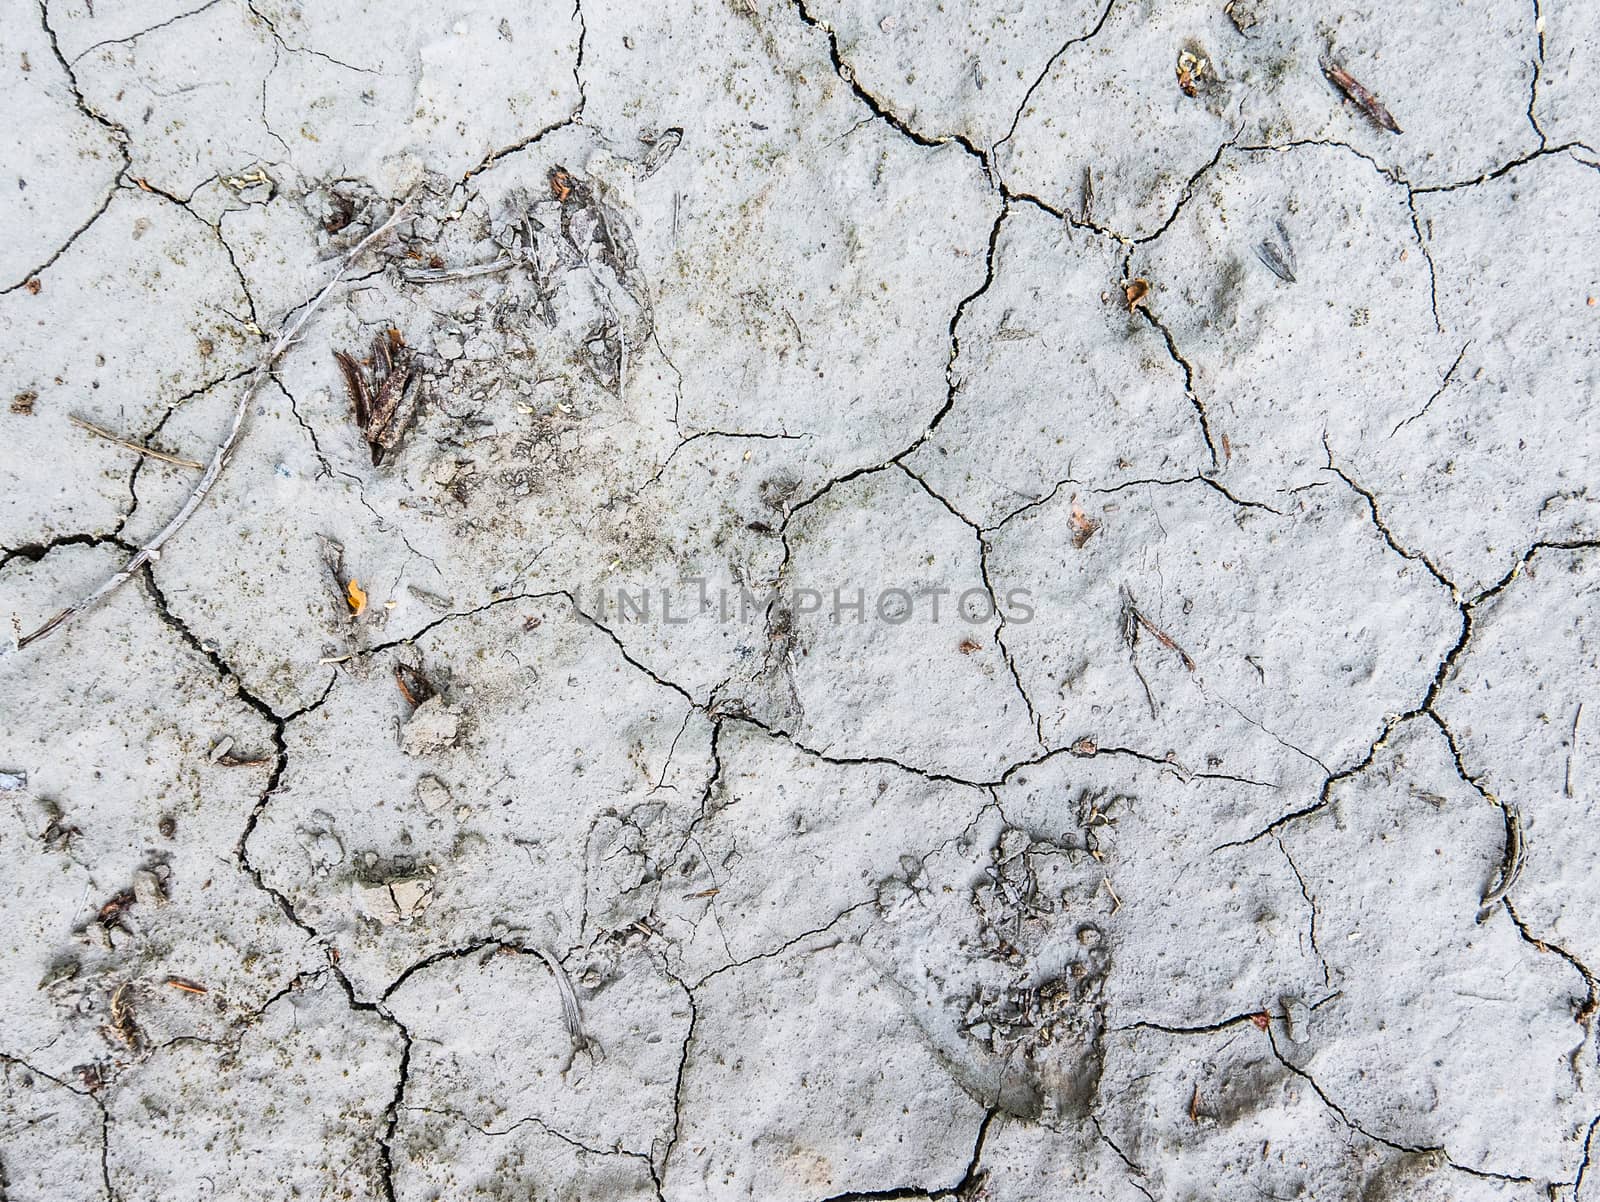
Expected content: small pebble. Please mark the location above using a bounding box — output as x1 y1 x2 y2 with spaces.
1282 995 1312 1044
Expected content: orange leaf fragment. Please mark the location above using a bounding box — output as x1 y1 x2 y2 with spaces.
1069 499 1101 548
346 578 367 615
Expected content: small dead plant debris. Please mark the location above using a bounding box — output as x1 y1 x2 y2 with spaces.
335 328 423 465
394 662 437 708
1322 61 1402 134
1255 220 1297 284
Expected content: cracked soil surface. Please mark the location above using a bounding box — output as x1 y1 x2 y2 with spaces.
3 0 1600 1198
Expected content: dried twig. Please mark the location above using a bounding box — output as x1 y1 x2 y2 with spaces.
1119 587 1159 719
1567 702 1583 799
70 416 204 469
15 201 412 651
1122 590 1196 671
1322 61 1402 134
398 256 515 284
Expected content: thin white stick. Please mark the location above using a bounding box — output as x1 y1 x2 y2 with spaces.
16 202 412 650
398 256 514 283
1567 701 1583 799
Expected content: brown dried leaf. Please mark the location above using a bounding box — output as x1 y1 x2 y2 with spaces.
334 350 370 430
394 662 437 708
334 329 422 465
365 368 413 465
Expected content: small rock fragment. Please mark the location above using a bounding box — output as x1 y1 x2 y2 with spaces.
132 869 167 908
401 697 461 756
390 878 435 922
39 800 80 850
297 823 346 874
355 883 401 925
38 959 79 992
1281 994 1312 1043
416 775 453 814
1225 0 1261 32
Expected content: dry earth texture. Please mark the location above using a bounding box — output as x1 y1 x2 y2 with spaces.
2 0 1599 1199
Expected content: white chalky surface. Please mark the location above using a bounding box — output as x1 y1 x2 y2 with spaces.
2 0 1599 1198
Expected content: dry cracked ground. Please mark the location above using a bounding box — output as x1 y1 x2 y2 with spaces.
2 0 1599 1198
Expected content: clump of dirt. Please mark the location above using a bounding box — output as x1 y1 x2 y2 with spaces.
962 826 1111 1119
